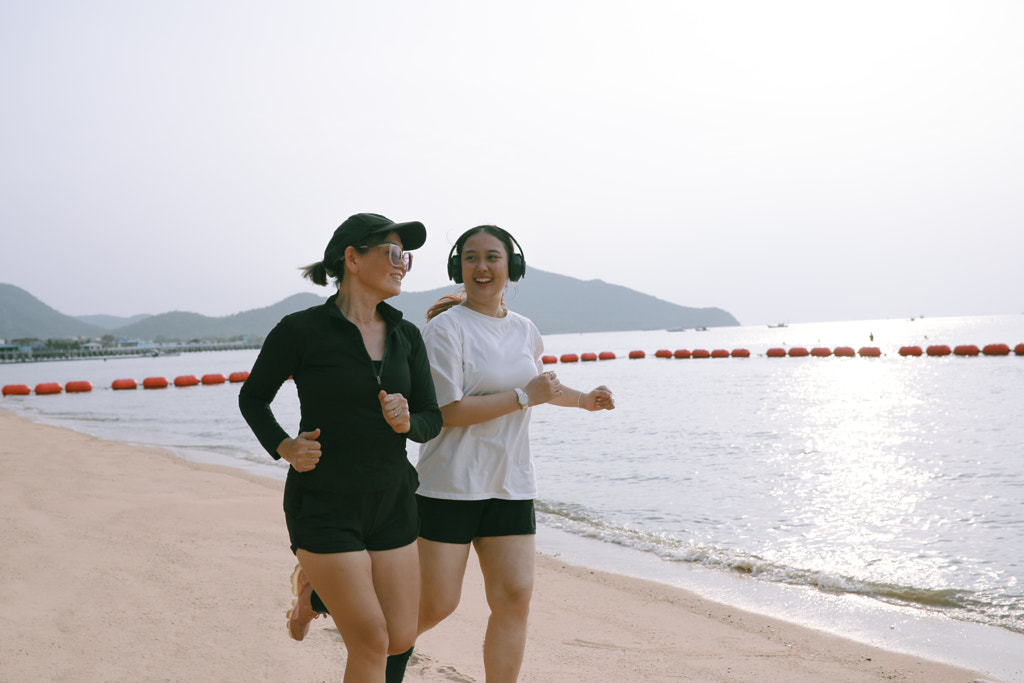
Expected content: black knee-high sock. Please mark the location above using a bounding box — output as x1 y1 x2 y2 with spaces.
385 647 414 683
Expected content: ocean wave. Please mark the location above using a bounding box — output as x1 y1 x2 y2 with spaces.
536 500 1023 635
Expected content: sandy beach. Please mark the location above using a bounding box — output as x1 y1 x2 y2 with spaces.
0 408 996 682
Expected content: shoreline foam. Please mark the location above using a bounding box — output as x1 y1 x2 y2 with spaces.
537 524 1024 682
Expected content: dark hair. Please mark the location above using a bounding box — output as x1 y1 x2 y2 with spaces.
452 225 515 275
428 225 517 320
300 231 393 287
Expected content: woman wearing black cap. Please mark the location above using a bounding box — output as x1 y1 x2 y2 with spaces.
239 213 442 681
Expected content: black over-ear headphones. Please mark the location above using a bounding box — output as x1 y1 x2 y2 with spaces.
446 226 527 284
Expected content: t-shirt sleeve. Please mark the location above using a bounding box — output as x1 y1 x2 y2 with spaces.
422 313 465 408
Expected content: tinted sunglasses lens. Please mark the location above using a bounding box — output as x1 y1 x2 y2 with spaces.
389 244 411 270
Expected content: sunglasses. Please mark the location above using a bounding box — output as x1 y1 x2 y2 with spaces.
362 242 412 271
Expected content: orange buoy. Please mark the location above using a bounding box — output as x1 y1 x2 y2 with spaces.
143 376 169 389
2 384 31 396
1015 343 1024 356
982 343 1010 356
954 345 979 357
559 353 579 363
598 351 616 360
228 371 250 382
201 373 227 385
654 349 672 358
35 382 62 395
673 349 691 359
899 346 923 357
541 355 558 364
927 345 951 357
766 347 786 358
580 352 598 362
710 349 729 358
174 374 200 387
834 346 855 357
810 347 831 357
788 347 809 357
691 349 710 359
858 346 882 357
65 380 93 393
731 348 750 358
628 350 646 359
112 378 138 390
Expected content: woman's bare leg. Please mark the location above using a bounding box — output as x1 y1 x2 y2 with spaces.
416 538 472 634
368 541 420 655
473 535 535 683
297 549 388 683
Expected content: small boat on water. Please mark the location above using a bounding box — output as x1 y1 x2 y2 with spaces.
768 322 788 328
695 326 708 331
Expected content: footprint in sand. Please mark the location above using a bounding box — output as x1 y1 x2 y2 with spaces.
406 651 476 682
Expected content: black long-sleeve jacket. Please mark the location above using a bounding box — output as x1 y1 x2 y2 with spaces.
239 295 442 493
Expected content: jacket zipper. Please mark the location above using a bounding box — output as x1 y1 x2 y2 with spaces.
374 331 389 386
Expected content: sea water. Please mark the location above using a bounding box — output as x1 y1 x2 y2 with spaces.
3 314 1023 680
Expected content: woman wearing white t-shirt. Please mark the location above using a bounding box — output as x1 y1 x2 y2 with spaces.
411 225 615 682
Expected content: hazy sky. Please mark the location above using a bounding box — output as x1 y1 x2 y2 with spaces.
2 1 1021 326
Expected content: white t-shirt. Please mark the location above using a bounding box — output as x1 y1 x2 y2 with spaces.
416 304 544 500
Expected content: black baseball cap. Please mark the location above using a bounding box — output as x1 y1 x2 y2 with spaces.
324 213 426 264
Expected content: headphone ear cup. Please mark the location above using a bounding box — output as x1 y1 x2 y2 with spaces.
447 253 463 284
509 254 525 282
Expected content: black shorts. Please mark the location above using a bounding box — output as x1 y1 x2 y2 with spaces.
416 495 536 544
284 466 419 554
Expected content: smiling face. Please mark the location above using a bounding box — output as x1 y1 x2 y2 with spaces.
460 231 509 313
354 230 407 300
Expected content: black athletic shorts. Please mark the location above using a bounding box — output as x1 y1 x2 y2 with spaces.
416 495 536 544
284 466 419 554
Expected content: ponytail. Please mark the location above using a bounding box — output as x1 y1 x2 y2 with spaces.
426 291 466 321
426 289 507 321
301 259 345 287
300 261 328 286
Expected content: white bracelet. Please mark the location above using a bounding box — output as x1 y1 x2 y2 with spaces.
577 392 584 409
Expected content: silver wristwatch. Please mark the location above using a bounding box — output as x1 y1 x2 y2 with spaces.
514 387 530 410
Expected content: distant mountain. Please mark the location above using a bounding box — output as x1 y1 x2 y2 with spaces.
0 283 106 339
113 294 321 341
388 269 739 333
76 313 152 329
0 272 738 341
